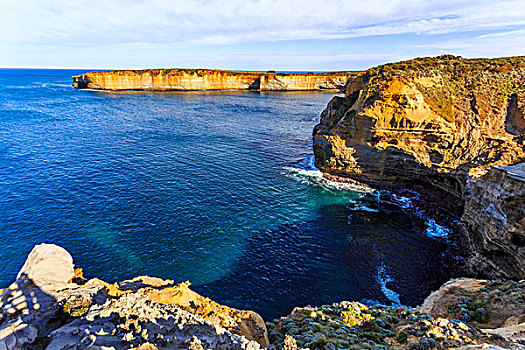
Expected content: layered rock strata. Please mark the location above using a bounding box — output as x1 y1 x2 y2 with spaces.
72 69 357 91
313 55 525 278
0 244 267 349
460 163 525 278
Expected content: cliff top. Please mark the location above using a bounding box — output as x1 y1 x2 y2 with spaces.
74 68 360 78
366 55 525 78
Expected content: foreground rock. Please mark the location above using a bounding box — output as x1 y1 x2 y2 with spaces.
72 69 358 91
2 245 524 349
268 278 525 349
0 244 266 349
313 55 525 278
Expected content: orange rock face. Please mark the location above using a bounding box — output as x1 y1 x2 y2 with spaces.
0 245 266 349
72 69 357 91
313 55 525 278
97 276 269 347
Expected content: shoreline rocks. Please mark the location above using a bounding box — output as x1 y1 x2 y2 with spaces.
0 244 266 349
268 278 525 349
1 246 524 349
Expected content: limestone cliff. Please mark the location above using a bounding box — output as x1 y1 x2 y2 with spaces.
313 55 525 278
461 163 525 278
72 69 357 91
0 244 267 349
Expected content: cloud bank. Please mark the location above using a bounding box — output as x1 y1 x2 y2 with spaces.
2 0 525 69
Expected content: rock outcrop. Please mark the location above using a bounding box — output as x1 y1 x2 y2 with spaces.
3 245 524 349
0 244 267 349
268 278 525 349
72 69 357 91
312 55 525 278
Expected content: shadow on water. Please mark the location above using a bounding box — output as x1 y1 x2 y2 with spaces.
195 201 451 320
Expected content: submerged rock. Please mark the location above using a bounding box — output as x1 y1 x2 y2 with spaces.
0 244 266 349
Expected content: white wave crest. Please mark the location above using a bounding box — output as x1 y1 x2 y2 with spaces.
425 218 451 238
346 204 379 212
283 166 373 193
377 263 403 307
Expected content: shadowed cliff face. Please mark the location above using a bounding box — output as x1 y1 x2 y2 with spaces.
72 69 358 91
313 55 525 278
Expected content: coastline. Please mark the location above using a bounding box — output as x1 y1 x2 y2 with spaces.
313 55 525 280
72 69 358 92
1 55 524 349
1 244 523 349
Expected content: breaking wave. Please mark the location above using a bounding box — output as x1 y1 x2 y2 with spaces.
286 156 452 239
377 263 403 307
283 155 374 193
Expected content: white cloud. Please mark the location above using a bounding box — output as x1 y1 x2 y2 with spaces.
1 0 525 68
414 29 525 58
2 0 525 46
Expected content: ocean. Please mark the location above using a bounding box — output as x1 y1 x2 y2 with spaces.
0 69 452 319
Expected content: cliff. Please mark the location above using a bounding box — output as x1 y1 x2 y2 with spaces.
72 69 357 91
461 163 525 278
312 55 525 278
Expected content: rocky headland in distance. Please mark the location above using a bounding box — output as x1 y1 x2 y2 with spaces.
72 69 358 92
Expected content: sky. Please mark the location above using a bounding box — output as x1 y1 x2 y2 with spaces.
1 0 525 70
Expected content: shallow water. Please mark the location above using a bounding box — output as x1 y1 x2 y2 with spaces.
0 69 452 319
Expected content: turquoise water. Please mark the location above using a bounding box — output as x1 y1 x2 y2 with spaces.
0 69 452 319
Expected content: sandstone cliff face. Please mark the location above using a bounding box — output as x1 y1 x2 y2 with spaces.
0 244 267 349
461 163 525 278
313 55 525 278
72 69 356 91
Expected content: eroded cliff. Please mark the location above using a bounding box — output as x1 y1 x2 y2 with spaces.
461 163 525 278
72 69 357 91
313 55 525 278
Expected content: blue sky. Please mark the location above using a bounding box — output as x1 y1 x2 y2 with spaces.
1 0 525 70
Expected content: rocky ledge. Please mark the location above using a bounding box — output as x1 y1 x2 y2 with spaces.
313 55 525 279
72 69 358 91
268 278 525 349
2 244 524 349
0 244 267 349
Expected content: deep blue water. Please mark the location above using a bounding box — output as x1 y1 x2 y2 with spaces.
0 69 452 319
